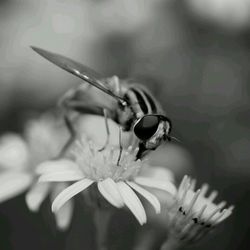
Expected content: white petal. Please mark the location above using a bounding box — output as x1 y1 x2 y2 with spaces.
52 179 93 212
216 207 233 223
135 177 177 196
117 182 146 225
36 159 80 175
0 171 32 203
98 178 124 208
0 134 29 171
51 183 74 230
39 170 84 182
55 200 74 230
25 182 50 212
127 181 161 214
139 166 175 183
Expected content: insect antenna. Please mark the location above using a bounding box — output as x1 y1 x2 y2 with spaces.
166 135 181 143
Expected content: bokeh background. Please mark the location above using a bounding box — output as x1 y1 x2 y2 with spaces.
0 0 250 249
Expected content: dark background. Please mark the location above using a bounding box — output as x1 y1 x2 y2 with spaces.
0 0 250 249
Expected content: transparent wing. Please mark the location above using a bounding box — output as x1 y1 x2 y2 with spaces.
31 46 126 103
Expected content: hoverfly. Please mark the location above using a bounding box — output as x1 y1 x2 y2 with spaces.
31 47 172 159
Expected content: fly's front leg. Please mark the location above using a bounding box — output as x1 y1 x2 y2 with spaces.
59 98 113 156
136 142 147 160
98 108 110 151
117 126 123 166
58 112 77 157
57 95 78 158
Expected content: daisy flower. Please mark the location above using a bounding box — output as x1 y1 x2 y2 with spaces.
37 137 177 225
0 112 74 230
165 175 234 245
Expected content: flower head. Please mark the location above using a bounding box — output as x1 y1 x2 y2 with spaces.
166 175 234 244
0 111 73 230
0 134 29 171
38 137 177 225
72 140 142 182
24 111 69 165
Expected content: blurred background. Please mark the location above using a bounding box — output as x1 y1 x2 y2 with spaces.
0 0 250 249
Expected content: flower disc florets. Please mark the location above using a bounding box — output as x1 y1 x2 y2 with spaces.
71 139 144 182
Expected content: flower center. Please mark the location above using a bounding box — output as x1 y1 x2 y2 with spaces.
71 139 145 182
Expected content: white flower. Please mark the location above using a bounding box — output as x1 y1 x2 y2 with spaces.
166 175 234 244
0 134 32 202
0 112 73 230
37 138 177 225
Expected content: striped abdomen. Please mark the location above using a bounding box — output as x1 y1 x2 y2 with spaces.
124 84 163 117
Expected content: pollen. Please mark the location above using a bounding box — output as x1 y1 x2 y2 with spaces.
70 138 144 182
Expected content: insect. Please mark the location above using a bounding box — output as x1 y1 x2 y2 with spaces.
31 46 173 159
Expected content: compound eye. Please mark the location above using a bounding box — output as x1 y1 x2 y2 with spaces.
134 115 160 140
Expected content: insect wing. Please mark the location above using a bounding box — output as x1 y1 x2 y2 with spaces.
31 46 125 103
31 46 101 79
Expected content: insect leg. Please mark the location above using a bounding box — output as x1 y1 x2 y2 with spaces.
98 108 110 151
58 112 77 157
117 126 123 166
56 89 80 157
59 98 115 155
136 142 147 160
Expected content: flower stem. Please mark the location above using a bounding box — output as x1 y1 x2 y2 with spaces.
94 208 111 250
